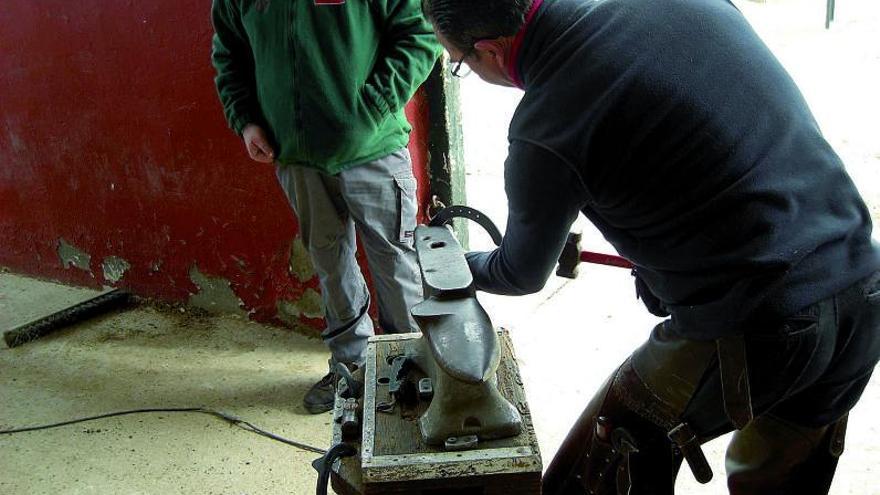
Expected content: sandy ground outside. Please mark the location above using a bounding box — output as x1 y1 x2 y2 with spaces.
459 0 879 494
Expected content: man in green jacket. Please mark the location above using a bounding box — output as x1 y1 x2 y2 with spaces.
211 0 441 414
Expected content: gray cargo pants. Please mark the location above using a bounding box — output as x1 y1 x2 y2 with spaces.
275 149 423 365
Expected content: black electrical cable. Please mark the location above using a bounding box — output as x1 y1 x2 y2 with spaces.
313 443 357 495
0 406 326 455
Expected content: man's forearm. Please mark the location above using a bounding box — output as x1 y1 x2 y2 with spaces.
466 250 553 296
211 0 261 134
465 142 585 296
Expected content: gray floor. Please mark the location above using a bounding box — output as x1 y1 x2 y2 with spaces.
2 266 878 494
1 273 331 495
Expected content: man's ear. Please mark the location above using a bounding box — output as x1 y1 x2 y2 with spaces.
474 38 509 72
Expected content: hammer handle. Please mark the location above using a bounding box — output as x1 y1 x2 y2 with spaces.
580 251 634 269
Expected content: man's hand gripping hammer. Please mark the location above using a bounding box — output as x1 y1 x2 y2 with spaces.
556 232 634 279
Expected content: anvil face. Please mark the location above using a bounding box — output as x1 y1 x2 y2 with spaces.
410 225 521 445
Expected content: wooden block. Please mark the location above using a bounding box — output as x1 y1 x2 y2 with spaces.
331 330 542 495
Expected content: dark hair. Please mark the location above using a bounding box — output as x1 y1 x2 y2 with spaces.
422 0 533 51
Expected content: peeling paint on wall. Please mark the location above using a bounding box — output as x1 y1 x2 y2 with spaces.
102 256 131 283
231 255 248 273
57 238 92 272
288 238 315 281
188 265 246 316
277 288 324 325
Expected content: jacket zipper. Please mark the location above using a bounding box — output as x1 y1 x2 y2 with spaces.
288 1 304 160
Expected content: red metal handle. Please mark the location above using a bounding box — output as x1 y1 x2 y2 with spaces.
579 251 634 269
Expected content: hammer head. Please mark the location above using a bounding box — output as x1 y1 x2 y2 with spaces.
556 232 582 279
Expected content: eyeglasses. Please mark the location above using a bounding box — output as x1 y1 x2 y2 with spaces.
449 48 474 78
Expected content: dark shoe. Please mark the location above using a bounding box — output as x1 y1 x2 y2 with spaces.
303 369 337 414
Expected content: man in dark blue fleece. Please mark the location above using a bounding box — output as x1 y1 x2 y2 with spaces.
422 0 880 493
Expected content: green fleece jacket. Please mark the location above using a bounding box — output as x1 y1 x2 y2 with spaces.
211 0 441 173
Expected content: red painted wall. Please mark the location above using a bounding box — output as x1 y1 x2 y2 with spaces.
0 1 433 330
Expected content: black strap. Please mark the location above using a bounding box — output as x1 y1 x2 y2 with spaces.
667 422 713 484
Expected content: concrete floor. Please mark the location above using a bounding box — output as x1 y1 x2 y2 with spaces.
1 265 878 495
1 274 331 495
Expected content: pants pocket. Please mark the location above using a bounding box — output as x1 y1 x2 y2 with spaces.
746 310 826 408
393 173 417 246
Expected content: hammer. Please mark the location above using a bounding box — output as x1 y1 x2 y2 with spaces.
556 232 634 279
